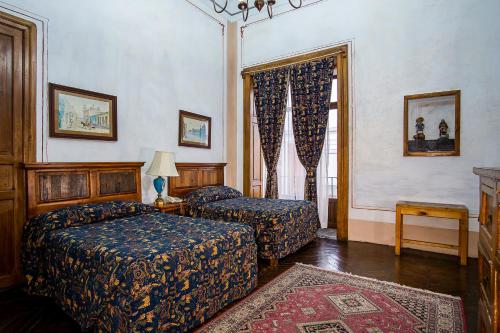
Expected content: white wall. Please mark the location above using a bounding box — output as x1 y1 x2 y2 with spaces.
1 0 228 202
236 0 500 233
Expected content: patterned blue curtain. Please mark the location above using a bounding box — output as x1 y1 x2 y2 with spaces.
290 57 335 204
252 67 290 199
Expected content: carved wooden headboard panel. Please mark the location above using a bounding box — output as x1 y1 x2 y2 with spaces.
168 163 226 197
24 162 144 218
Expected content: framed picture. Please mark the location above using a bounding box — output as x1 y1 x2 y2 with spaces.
178 110 211 149
404 90 460 156
49 83 117 141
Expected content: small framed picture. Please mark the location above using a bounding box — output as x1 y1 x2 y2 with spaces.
404 90 460 156
49 83 117 141
178 110 211 149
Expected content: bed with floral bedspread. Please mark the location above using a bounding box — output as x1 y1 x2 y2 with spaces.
22 201 257 333
184 186 319 261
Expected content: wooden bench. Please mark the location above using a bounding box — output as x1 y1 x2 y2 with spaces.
395 201 469 265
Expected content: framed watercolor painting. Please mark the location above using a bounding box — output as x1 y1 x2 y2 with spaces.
404 90 460 156
49 83 117 141
178 110 211 149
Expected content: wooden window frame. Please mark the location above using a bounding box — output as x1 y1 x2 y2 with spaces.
241 45 350 241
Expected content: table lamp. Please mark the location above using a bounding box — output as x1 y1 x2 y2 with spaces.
146 151 179 207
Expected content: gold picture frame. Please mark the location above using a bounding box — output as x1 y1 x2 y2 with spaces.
404 90 460 156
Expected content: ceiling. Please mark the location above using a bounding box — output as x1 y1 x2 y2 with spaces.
207 0 253 17
203 0 309 22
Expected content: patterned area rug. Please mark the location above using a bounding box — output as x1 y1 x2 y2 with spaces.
198 264 466 333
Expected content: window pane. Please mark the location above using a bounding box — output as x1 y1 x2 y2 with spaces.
330 79 338 103
275 85 338 200
327 108 337 198
287 85 292 106
277 87 305 200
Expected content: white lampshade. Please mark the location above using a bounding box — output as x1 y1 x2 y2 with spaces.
146 151 179 177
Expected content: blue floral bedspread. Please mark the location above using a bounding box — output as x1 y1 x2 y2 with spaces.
184 188 318 260
22 201 257 332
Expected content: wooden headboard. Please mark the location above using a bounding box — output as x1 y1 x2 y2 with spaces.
24 162 144 218
168 163 226 197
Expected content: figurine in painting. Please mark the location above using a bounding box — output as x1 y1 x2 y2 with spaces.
439 119 449 139
413 117 425 140
436 118 453 150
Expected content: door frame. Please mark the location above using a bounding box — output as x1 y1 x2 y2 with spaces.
241 45 350 241
0 10 37 288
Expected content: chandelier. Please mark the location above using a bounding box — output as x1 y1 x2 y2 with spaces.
212 0 303 21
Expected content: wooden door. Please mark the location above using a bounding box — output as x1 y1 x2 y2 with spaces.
0 12 36 289
249 88 263 198
243 75 263 198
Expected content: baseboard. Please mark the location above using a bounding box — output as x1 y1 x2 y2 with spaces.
348 219 479 258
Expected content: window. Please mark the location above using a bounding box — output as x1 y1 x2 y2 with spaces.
242 48 348 235
276 78 338 200
277 87 305 200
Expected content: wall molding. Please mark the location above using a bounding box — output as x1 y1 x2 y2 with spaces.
183 0 226 35
183 0 227 164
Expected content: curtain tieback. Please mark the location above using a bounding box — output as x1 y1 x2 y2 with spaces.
268 168 277 175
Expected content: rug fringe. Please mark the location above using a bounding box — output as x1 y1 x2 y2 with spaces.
294 262 463 301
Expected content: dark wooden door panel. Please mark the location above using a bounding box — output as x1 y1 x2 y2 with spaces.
251 122 261 182
0 23 21 287
328 198 337 229
0 165 13 190
243 75 263 198
251 186 262 198
0 13 36 288
0 32 14 156
0 199 14 276
250 119 262 197
249 86 262 198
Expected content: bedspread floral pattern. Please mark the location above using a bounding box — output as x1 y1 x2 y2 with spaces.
186 196 319 260
22 201 257 332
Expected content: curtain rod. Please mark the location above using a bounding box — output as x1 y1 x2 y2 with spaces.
241 48 345 77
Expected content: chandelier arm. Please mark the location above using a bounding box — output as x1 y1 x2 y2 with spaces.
213 0 228 13
288 0 302 9
267 4 273 19
242 6 249 22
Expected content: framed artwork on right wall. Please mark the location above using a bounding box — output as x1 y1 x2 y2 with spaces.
404 90 460 157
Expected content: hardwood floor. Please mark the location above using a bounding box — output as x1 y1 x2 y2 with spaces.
0 238 478 333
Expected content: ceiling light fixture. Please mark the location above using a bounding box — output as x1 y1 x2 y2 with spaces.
213 0 302 21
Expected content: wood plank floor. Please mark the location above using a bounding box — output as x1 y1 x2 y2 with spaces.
0 238 478 333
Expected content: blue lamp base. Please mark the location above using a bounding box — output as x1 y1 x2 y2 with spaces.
153 176 166 207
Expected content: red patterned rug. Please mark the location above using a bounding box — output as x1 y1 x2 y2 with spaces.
198 264 466 333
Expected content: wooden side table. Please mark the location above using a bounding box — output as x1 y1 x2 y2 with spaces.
150 202 186 216
395 201 469 265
